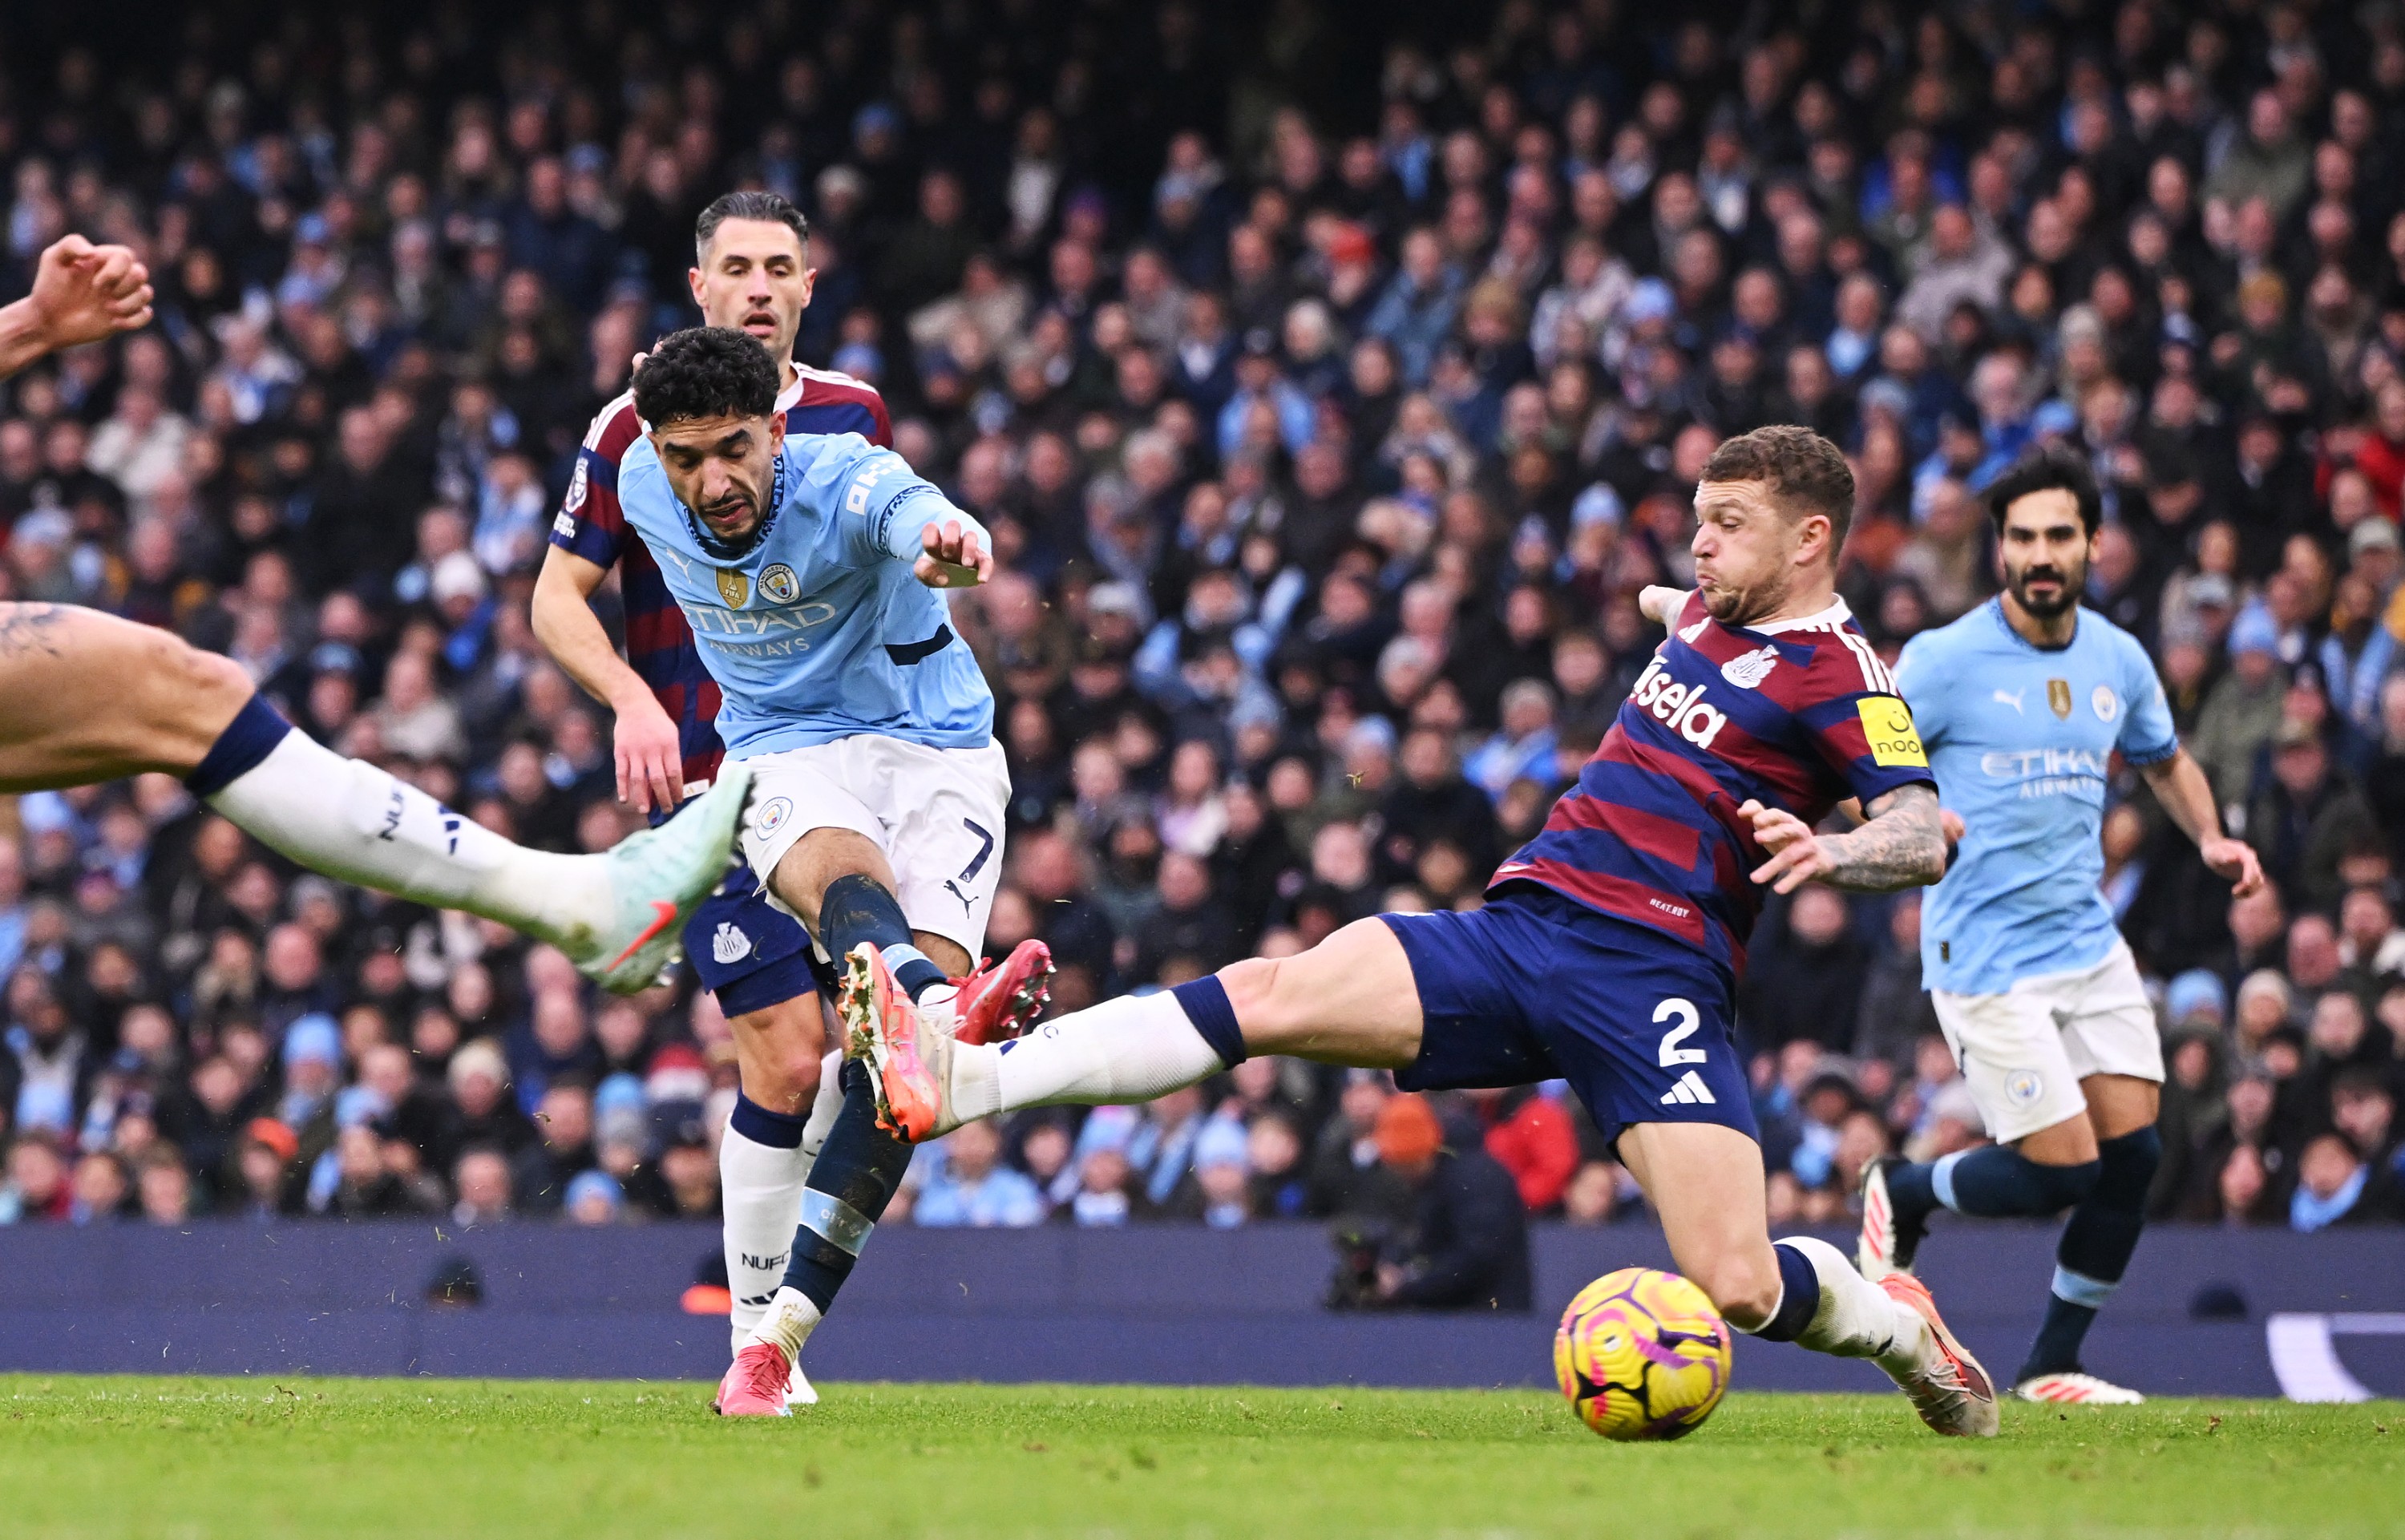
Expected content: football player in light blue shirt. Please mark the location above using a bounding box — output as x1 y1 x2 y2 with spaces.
616 413 995 758
618 326 1049 1417
1860 449 2263 1405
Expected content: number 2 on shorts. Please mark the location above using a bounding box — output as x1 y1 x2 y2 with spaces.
1655 998 1706 1067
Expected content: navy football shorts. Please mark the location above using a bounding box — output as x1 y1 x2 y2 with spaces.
1381 883 1757 1145
682 863 831 1017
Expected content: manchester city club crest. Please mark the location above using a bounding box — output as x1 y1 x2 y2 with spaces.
2092 684 2119 722
2047 677 2072 718
716 567 750 607
759 564 799 604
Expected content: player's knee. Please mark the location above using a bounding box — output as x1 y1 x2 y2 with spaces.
133 633 257 767
2028 1156 2102 1209
731 1005 827 1113
1216 955 1283 1034
163 633 254 708
740 1053 819 1116
2092 1126 2160 1209
1694 1250 1784 1330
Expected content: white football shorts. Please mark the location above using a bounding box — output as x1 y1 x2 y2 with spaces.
1930 939 2164 1144
733 735 1011 961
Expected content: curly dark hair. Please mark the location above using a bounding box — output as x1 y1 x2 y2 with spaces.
1984 445 2103 536
632 326 778 428
1700 424 1857 556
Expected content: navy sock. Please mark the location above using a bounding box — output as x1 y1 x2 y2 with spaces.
2021 1127 2160 1380
1170 975 1247 1068
728 1093 806 1150
818 872 945 1000
1930 1145 2099 1218
1750 1241 1823 1343
1885 1160 1941 1227
777 1059 911 1313
184 693 294 797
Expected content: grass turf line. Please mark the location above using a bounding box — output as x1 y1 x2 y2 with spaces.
0 1376 2396 1538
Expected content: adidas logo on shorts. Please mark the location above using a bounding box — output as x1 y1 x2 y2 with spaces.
1659 1070 1716 1105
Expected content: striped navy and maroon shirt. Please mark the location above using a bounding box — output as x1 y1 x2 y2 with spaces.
549 362 891 792
1490 592 1934 976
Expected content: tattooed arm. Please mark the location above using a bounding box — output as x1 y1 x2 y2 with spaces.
1738 783 1948 895
0 603 67 657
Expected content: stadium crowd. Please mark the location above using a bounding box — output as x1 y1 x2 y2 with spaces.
2 0 2404 1250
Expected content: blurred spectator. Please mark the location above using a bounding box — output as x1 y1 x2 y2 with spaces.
913 1118 1046 1227
1 1133 71 1223
1467 1086 1578 1214
565 1170 624 1227
451 1146 513 1227
135 1150 192 1226
1349 1093 1530 1312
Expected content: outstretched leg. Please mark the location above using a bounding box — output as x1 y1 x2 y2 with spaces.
871 915 1424 1140
0 604 738 990
0 602 255 788
1862 1110 2103 1275
719 917 1429 1410
1619 1121 1998 1438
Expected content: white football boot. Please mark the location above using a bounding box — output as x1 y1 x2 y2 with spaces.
1878 1272 2001 1437
2014 1371 2143 1405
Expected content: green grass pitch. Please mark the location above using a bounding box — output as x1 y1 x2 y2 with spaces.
0 1376 2396 1538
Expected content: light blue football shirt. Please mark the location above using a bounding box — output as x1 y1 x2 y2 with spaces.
1895 599 2178 996
616 430 995 756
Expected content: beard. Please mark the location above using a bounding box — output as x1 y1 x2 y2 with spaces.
2007 558 2084 617
1698 572 1777 626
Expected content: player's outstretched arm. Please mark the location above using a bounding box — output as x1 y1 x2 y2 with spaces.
2139 746 2266 897
843 451 995 588
1740 784 1948 894
0 235 153 379
1637 585 1692 626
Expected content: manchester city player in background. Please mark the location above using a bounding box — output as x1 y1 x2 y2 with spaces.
1859 448 2265 1406
612 325 1023 1416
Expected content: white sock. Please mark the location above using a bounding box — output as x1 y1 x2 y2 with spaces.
1776 1235 1930 1373
801 1048 843 1158
750 1284 824 1362
204 729 605 944
720 1121 812 1347
722 1051 846 1348
948 991 1227 1122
